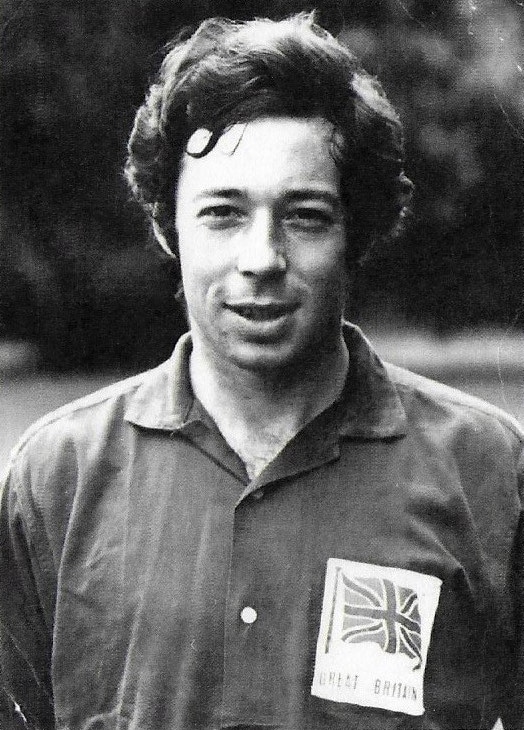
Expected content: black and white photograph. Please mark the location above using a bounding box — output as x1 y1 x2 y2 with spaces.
1 2 524 728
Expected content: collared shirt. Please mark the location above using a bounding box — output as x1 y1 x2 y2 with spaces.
1 324 523 730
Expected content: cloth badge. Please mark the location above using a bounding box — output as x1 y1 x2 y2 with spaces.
311 559 442 716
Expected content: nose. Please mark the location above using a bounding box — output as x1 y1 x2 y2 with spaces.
236 210 286 276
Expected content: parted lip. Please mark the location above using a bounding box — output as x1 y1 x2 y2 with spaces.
225 301 298 317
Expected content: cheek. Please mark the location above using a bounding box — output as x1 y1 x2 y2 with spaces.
178 225 234 271
178 252 227 312
178 232 213 280
306 259 348 315
289 230 346 269
297 249 347 290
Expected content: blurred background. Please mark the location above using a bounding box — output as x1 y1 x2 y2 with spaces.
1 0 524 463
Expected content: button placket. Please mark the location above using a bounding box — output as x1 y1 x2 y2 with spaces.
222 497 269 723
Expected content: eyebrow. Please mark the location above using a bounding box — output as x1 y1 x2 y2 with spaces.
283 190 340 207
194 188 341 206
194 189 243 201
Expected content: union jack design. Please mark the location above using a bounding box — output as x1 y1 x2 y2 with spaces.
340 571 422 669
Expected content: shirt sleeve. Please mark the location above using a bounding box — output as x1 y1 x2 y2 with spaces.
0 684 31 730
499 444 524 730
0 465 56 729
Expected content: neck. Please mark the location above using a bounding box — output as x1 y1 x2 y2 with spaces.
189 333 349 441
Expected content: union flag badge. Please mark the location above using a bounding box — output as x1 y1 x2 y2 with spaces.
311 559 441 716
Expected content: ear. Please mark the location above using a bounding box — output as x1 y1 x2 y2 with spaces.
398 173 414 211
152 218 177 258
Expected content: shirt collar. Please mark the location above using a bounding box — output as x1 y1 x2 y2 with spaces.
124 332 196 431
334 323 407 438
124 323 407 439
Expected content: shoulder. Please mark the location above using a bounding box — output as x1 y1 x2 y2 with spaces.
0 362 175 566
1 365 168 541
386 362 524 447
5 364 168 476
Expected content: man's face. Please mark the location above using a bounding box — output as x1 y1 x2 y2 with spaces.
174 116 347 374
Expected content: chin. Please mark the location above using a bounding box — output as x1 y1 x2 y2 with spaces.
227 333 334 376
226 341 302 374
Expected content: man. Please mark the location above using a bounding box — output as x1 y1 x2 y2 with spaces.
1 13 523 730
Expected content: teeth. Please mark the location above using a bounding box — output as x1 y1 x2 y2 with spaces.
234 305 284 320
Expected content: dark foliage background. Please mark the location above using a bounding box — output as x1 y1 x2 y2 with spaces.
1 0 523 369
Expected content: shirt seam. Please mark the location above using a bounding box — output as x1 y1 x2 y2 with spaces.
392 376 524 443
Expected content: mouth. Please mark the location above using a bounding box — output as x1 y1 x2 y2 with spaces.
226 302 297 321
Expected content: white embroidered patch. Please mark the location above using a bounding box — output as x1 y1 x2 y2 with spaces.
311 559 442 716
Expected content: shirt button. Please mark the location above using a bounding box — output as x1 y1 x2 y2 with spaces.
240 606 258 624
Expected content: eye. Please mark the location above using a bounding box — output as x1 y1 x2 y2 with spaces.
284 207 335 231
197 204 244 229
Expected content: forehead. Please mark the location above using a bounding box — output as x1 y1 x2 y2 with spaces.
177 116 339 199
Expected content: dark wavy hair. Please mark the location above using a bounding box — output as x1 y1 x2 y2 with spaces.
125 12 413 266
